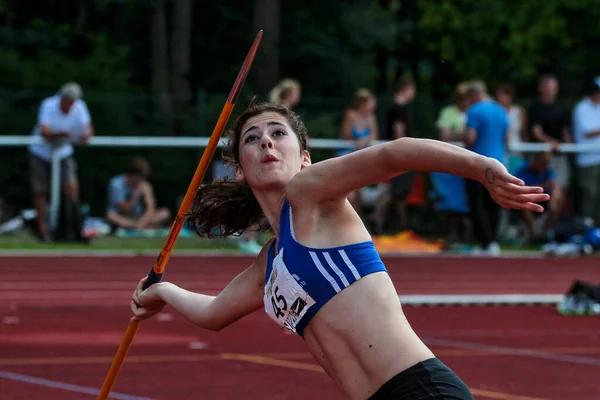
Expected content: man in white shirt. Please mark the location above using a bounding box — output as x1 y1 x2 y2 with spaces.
28 82 94 241
572 77 600 225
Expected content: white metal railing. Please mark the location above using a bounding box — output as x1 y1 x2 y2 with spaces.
2 135 598 233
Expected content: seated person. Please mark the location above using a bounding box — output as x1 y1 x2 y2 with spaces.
516 152 564 240
105 158 171 231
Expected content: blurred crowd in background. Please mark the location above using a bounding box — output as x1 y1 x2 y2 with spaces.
12 72 600 257
1 1 600 255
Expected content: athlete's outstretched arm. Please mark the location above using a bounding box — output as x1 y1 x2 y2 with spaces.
131 240 271 331
287 137 549 212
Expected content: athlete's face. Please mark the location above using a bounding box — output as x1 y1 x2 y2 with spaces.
236 112 311 190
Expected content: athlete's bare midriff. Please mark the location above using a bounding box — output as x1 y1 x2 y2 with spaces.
302 272 435 400
285 200 435 399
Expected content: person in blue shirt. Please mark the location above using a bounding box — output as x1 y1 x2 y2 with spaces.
131 103 548 400
516 152 565 240
463 81 509 255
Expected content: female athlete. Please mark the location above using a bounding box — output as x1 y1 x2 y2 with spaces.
131 103 549 399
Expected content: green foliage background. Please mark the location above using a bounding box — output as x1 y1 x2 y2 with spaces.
0 0 598 216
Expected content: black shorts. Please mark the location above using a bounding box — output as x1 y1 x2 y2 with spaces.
369 358 473 400
29 153 78 195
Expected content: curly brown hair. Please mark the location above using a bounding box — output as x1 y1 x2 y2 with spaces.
187 103 309 238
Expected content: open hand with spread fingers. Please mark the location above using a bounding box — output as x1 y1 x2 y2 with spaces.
130 277 167 322
479 157 550 212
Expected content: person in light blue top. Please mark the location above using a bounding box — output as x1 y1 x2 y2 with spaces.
515 152 565 240
105 158 171 231
337 88 378 158
131 103 547 400
463 80 509 255
337 88 379 214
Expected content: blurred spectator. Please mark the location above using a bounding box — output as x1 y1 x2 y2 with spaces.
430 82 471 243
338 88 379 213
28 82 94 242
572 77 600 225
338 88 379 154
105 158 171 231
370 77 416 234
515 152 564 241
494 82 528 241
269 78 302 109
463 80 508 255
436 82 469 142
495 82 527 174
528 74 572 190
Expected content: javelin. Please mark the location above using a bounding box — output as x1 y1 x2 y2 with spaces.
96 30 263 400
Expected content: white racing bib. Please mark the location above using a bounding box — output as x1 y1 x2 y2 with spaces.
264 249 316 334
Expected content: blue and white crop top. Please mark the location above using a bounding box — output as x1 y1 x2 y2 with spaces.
263 199 387 337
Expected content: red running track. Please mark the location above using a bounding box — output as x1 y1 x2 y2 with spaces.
0 255 599 400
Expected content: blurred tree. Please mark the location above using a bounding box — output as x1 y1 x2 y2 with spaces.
151 0 173 135
253 0 280 98
278 0 397 149
280 0 396 104
418 0 600 99
0 0 599 215
171 0 193 135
